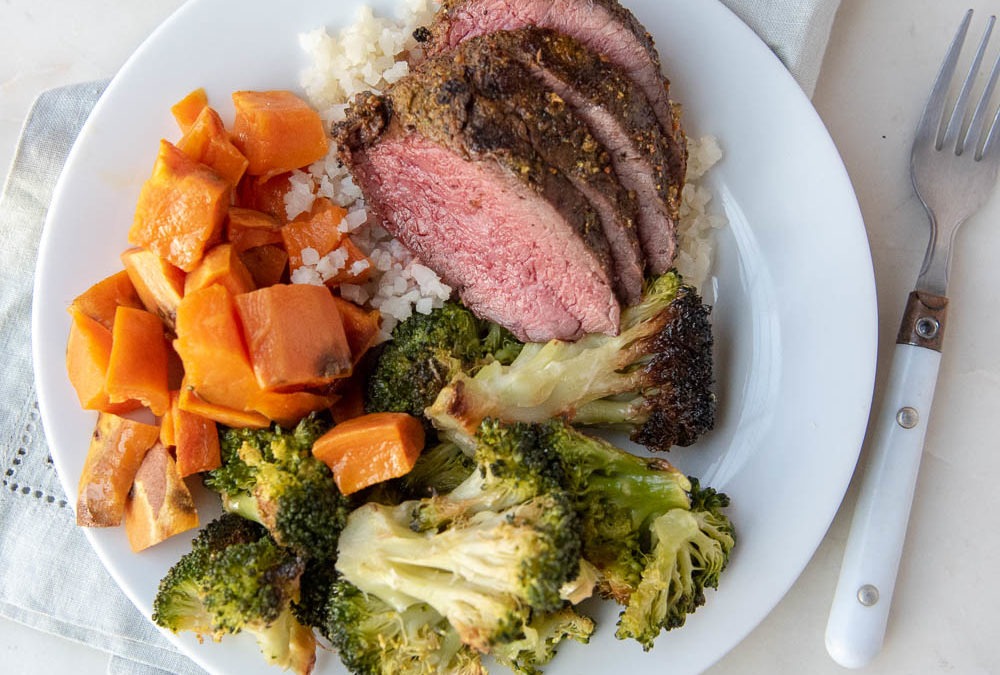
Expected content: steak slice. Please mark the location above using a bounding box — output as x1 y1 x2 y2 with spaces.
478 27 680 274
421 0 687 272
429 37 644 305
334 90 620 342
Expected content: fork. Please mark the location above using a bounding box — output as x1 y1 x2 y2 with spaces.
826 9 1000 669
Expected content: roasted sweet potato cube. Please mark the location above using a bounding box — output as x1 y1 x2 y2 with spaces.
282 198 346 271
70 270 143 331
226 207 284 253
65 307 141 414
173 402 222 477
331 296 381 366
312 412 425 495
235 283 352 392
173 285 260 412
235 172 293 220
184 243 256 297
239 245 289 288
77 413 160 527
105 306 171 416
170 88 208 133
120 247 186 331
177 106 250 187
323 237 373 286
177 382 270 429
124 442 200 551
129 140 231 272
249 390 336 428
231 90 328 178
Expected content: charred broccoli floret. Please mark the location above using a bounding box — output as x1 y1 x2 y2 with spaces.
204 413 350 560
428 272 715 451
364 302 522 426
324 579 485 675
152 514 316 674
540 421 735 649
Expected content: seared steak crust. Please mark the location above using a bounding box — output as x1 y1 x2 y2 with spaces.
335 87 621 341
422 38 645 304
479 27 681 273
420 0 688 271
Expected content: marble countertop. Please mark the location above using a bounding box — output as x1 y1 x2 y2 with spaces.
3 1 999 673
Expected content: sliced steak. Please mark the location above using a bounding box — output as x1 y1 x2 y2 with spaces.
433 38 644 304
477 27 680 273
334 90 620 342
421 0 687 272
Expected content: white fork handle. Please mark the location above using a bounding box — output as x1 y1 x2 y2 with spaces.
826 343 942 668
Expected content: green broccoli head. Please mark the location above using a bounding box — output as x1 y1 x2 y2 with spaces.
490 607 595 675
324 579 485 675
335 490 581 653
397 440 476 499
364 302 522 426
427 272 715 452
408 419 566 533
204 414 351 560
534 421 735 648
615 479 735 649
152 514 316 674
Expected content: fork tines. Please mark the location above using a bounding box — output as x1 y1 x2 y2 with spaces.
923 10 1000 160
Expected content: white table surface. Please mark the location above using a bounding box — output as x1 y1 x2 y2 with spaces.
3 1 1000 674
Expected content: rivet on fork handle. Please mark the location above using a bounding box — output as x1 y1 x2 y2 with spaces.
896 291 948 351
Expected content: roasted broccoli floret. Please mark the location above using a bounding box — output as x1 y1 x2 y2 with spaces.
397 439 476 499
324 579 485 675
428 272 715 451
364 302 522 426
540 421 735 649
490 607 595 675
204 413 351 560
152 514 316 674
335 421 583 655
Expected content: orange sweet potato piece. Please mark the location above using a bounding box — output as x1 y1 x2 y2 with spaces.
249 390 336 428
177 106 250 188
231 90 329 178
70 270 143 331
184 243 256 297
178 383 269 429
121 247 186 331
323 237 373 286
240 245 289 288
171 88 208 133
282 198 346 271
124 442 200 551
77 412 161 527
173 285 259 412
65 308 141 414
105 306 170 416
160 391 178 447
129 140 231 272
173 402 222 476
235 283 352 392
236 172 293 220
312 412 425 495
226 207 284 253
331 297 381 366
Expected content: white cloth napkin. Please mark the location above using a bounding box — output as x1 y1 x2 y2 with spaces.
0 2 841 673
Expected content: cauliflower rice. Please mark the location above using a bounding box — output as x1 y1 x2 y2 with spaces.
291 0 725 341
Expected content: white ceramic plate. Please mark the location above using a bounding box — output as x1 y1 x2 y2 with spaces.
32 0 877 673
